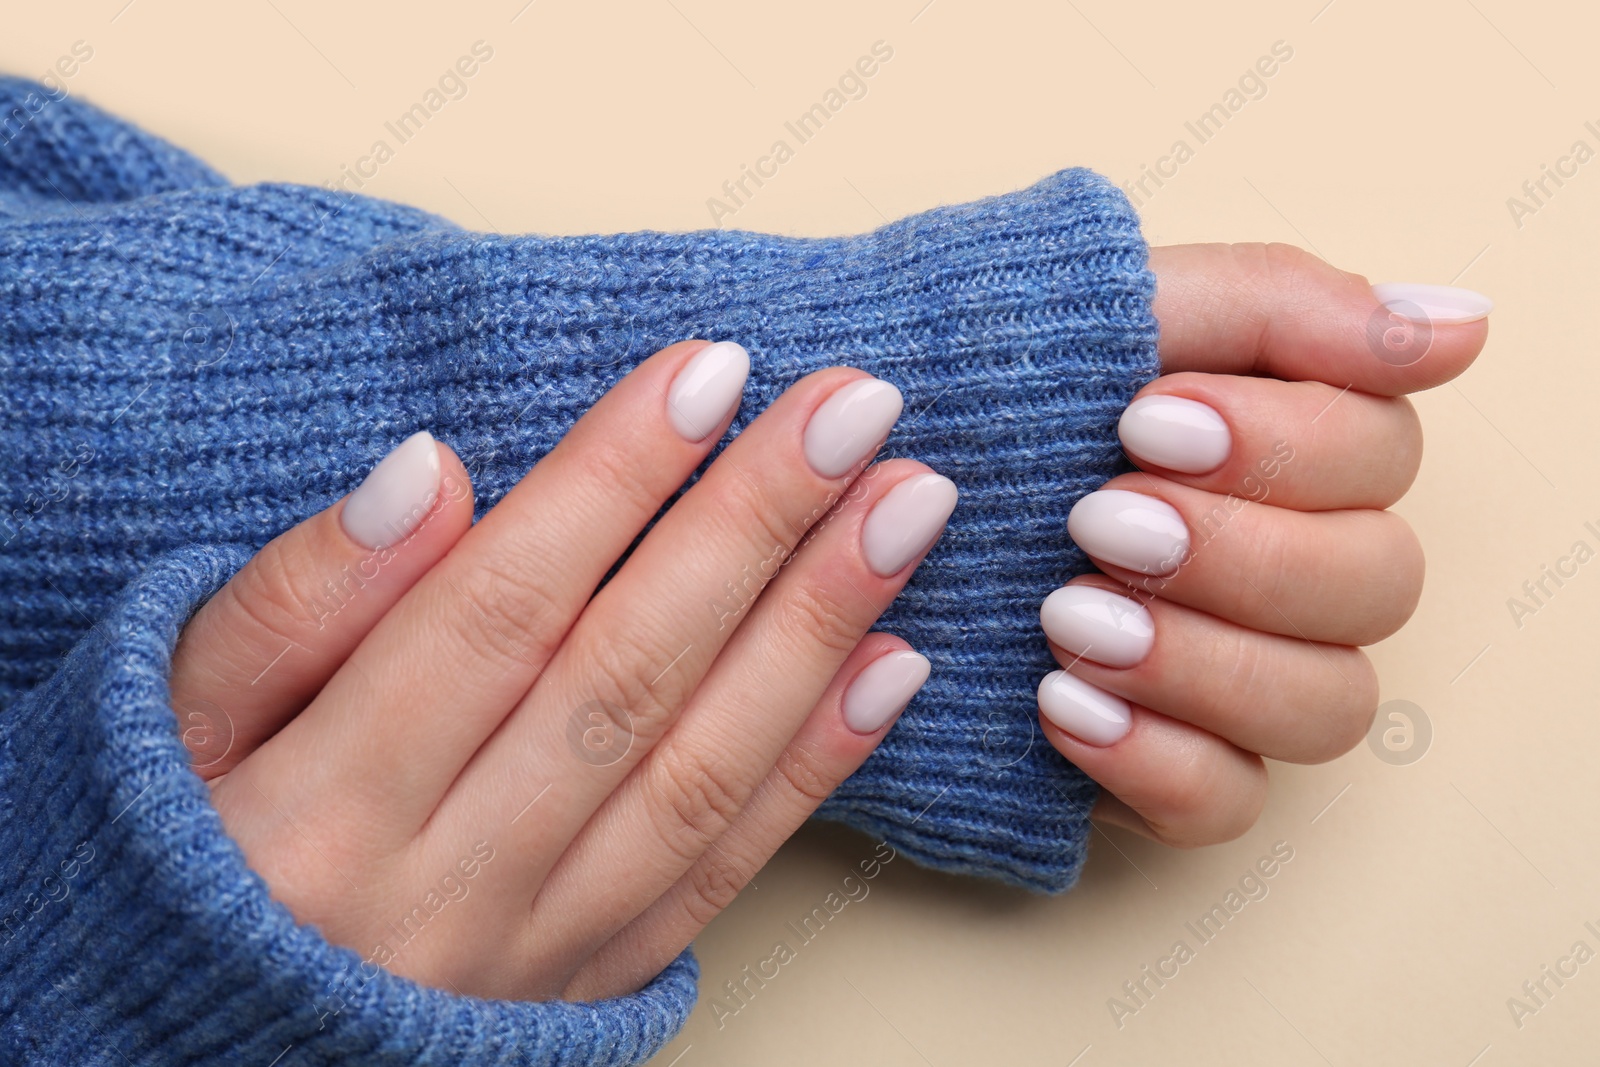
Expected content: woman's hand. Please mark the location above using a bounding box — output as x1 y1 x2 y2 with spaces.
168 341 956 1001
1037 242 1490 847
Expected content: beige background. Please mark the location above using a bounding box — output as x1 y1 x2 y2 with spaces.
7 1 1598 1062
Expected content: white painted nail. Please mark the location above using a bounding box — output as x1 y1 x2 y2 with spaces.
803 378 903 478
843 650 931 734
1037 670 1132 746
1371 283 1493 325
1067 489 1189 576
667 341 750 442
341 431 443 550
861 473 959 577
1119 395 1231 474
1040 586 1155 669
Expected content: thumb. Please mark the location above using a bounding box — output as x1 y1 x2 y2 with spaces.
169 431 474 778
1148 241 1491 396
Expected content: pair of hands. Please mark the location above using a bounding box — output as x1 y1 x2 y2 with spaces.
168 242 1487 1002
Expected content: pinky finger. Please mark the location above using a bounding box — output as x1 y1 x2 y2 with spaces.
1038 673 1268 849
562 633 928 1001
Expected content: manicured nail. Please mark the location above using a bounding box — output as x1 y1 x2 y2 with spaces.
667 341 750 441
1118 395 1231 474
843 650 931 734
861 473 959 577
341 431 442 550
1370 283 1493 325
1066 489 1189 576
803 378 903 478
1037 670 1132 746
1040 585 1155 669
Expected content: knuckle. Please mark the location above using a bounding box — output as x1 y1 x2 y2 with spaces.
1359 515 1426 643
1390 394 1425 479
1148 747 1265 849
1363 394 1424 504
1289 646 1380 764
452 555 569 669
645 745 747 865
772 738 841 808
679 852 753 928
228 525 326 643
1212 625 1269 720
580 437 673 518
721 480 804 575
575 625 683 740
1259 240 1323 284
1329 650 1381 758
774 580 864 660
1221 501 1294 622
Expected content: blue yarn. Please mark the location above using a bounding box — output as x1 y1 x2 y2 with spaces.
0 77 1160 1064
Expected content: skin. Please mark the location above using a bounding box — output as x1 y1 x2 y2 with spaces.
167 241 1487 1001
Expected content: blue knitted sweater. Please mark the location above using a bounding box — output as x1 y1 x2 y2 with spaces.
0 78 1159 1064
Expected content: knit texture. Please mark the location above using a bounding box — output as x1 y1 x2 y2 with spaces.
0 77 1160 1063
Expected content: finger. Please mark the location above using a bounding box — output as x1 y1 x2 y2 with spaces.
1036 679 1268 849
561 633 927 1001
220 339 749 839
526 461 952 979
1148 242 1490 395
428 371 907 908
1066 475 1424 645
1116 372 1423 511
169 433 473 778
1042 575 1377 764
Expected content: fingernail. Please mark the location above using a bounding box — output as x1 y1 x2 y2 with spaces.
1370 283 1493 325
1119 395 1231 474
843 650 931 734
1038 670 1132 746
1066 489 1189 576
342 431 443 550
861 473 959 577
667 341 750 441
1040 585 1154 669
803 378 903 478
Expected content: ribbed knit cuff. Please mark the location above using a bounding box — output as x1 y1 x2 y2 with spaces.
0 544 699 1066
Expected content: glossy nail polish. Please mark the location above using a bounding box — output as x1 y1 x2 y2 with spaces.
843 650 931 734
666 341 750 442
803 378 903 478
341 430 442 550
1118 395 1231 474
1040 585 1154 668
1066 489 1190 576
1037 670 1132 746
861 473 959 577
1370 283 1493 325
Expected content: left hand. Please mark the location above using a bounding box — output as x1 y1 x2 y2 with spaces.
1037 242 1489 847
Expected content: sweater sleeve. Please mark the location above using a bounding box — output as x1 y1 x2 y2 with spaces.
0 544 698 1066
1 78 1160 1063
